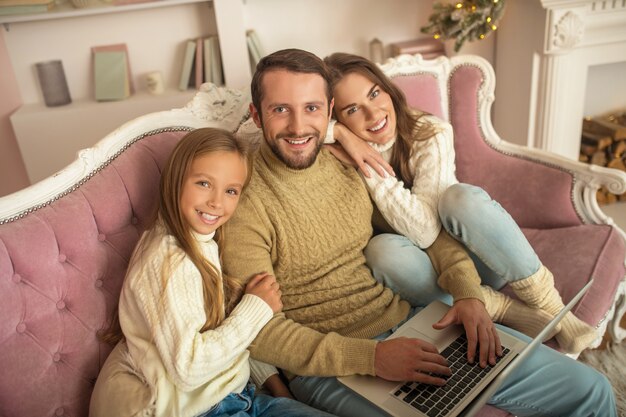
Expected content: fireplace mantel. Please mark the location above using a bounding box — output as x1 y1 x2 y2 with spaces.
493 0 626 160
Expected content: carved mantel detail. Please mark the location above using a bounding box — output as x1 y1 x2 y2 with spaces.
553 11 585 51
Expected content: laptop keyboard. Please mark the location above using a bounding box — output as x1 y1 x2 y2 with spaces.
391 334 511 417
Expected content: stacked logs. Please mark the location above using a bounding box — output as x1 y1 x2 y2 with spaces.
579 112 626 205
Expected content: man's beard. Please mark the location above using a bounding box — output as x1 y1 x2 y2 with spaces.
267 131 324 170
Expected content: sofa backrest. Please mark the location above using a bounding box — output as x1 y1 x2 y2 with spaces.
384 55 582 229
0 85 251 417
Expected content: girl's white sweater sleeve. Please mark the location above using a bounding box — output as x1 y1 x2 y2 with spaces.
130 241 273 392
363 117 458 248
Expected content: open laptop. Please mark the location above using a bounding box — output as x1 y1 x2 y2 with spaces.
338 279 594 417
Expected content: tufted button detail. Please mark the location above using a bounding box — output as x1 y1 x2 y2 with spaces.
16 323 26 334
55 407 64 416
12 274 21 283
58 254 66 263
97 233 106 242
131 217 139 225
95 279 103 288
53 352 62 362
56 300 66 310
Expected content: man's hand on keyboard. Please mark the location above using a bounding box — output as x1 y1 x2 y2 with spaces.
432 299 503 368
374 337 452 384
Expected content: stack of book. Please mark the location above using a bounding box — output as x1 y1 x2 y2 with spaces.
0 0 55 16
92 43 134 101
179 35 223 91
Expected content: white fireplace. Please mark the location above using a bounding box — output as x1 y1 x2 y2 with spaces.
493 0 626 161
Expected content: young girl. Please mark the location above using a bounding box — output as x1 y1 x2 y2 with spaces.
322 52 597 355
90 128 333 417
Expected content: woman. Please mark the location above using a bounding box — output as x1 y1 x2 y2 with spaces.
322 52 596 354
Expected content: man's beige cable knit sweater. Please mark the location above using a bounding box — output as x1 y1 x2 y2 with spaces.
222 139 480 379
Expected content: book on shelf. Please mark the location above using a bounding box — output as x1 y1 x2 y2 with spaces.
178 36 224 91
194 37 204 90
178 39 196 91
203 37 213 86
0 0 53 15
246 29 264 69
208 35 223 86
91 43 134 94
93 50 131 101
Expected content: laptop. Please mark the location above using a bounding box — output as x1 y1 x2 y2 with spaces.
338 279 594 417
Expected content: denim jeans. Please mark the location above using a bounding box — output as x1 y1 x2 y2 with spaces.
364 183 542 307
200 383 335 417
289 325 617 417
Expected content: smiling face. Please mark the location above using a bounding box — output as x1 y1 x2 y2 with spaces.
332 71 397 146
251 69 333 169
180 150 248 235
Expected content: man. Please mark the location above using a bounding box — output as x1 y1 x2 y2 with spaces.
222 48 616 417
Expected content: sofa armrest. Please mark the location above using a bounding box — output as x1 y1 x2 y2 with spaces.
493 139 626 228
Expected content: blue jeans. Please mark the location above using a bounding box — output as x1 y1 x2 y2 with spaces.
364 183 542 307
289 325 616 417
200 383 335 417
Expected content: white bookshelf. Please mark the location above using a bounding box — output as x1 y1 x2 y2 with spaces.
1 0 249 184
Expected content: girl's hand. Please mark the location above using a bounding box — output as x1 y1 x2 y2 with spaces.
245 273 283 313
333 122 394 178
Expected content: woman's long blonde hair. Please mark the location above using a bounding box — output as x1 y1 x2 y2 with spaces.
324 52 438 189
103 128 253 344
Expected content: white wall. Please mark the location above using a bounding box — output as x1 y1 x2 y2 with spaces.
584 61 626 118
243 0 461 63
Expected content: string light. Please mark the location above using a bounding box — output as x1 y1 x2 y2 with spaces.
421 0 507 52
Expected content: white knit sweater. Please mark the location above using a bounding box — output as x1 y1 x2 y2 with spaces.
118 226 274 417
327 115 457 249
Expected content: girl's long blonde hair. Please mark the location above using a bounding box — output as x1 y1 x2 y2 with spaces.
103 128 253 344
324 52 438 189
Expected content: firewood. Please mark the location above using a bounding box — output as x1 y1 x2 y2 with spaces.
606 192 618 204
611 140 626 159
596 189 608 205
590 151 607 166
607 157 626 171
580 143 596 156
592 117 626 140
581 131 613 151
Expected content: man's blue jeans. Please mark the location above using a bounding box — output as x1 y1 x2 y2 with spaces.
289 325 616 417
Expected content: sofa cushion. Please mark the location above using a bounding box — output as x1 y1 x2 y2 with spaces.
521 224 625 327
498 224 625 337
0 130 188 417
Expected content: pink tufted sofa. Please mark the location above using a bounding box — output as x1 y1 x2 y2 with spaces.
1 54 625 417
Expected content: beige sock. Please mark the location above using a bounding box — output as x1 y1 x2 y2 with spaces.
508 265 598 354
480 286 559 340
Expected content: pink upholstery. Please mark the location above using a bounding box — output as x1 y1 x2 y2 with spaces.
0 130 188 417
